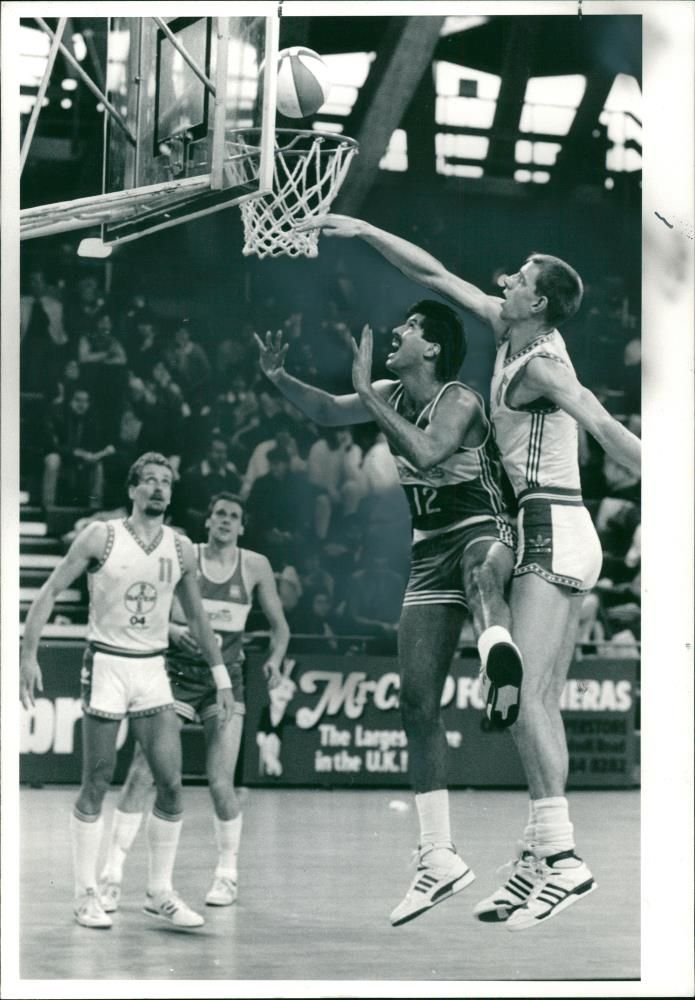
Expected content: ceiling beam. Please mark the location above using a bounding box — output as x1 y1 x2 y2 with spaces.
335 15 445 216
485 20 538 177
549 68 616 186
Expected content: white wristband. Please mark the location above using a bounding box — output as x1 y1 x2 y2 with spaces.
211 664 231 690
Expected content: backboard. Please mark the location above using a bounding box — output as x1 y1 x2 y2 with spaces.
102 14 278 245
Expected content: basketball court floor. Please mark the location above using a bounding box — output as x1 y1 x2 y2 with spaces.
17 786 639 984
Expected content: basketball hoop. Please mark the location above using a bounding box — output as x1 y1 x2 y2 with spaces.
229 129 359 259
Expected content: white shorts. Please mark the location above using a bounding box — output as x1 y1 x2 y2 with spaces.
514 488 603 594
81 647 174 720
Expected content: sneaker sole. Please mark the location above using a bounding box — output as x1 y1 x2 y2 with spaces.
506 879 598 931
74 915 112 929
474 898 527 923
205 897 237 907
391 867 476 927
485 644 523 729
143 905 204 929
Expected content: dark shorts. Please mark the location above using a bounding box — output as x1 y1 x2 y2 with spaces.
404 514 515 609
514 488 603 594
167 656 246 723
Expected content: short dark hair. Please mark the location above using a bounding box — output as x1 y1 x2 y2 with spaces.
526 253 584 326
127 452 173 488
207 491 245 519
407 299 467 380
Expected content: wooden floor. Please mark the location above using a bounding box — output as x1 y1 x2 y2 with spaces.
16 786 639 986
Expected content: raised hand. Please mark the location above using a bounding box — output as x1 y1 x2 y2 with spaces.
351 323 374 396
296 214 363 238
254 330 290 380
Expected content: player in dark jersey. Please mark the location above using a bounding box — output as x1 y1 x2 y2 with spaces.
255 301 523 926
98 493 289 909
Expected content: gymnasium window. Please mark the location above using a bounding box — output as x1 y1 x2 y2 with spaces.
379 129 408 172
601 74 642 173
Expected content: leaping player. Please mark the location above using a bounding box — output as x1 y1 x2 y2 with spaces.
302 213 641 930
20 453 235 930
98 492 289 910
256 299 523 926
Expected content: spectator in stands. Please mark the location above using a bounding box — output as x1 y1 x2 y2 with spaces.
307 427 364 540
176 435 242 536
20 267 69 398
41 387 115 510
215 322 260 390
127 312 161 380
341 551 405 645
64 274 107 343
241 429 306 501
289 590 340 650
132 363 188 474
77 311 128 436
245 446 313 568
51 359 83 407
163 319 212 413
298 548 335 603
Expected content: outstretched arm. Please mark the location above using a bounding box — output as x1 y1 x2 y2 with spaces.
351 326 483 471
254 329 394 425
524 357 641 474
302 215 507 342
20 522 107 707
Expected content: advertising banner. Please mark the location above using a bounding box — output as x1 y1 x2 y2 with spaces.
19 643 638 789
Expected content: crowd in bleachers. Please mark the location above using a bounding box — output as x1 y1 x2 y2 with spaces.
19 255 641 652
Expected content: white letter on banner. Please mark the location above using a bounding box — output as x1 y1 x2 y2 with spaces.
374 673 400 711
53 698 83 753
20 699 55 754
441 675 456 707
297 671 368 728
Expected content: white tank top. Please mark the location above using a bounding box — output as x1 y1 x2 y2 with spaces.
490 330 581 498
87 519 184 655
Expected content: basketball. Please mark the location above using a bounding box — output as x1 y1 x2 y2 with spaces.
275 47 332 119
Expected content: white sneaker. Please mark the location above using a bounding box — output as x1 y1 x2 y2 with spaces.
205 876 238 907
506 850 597 931
473 845 543 922
98 879 121 914
390 843 475 927
144 890 205 928
74 888 112 929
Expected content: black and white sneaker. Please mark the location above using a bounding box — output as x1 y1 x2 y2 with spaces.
473 846 542 922
390 842 475 927
479 640 523 729
506 850 597 931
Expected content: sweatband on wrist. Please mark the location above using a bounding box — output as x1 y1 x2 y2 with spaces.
211 664 231 690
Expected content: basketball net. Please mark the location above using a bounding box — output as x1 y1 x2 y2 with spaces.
229 129 359 259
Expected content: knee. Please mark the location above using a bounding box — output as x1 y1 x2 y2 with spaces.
81 756 115 805
208 775 235 813
399 686 438 730
465 560 499 600
43 453 61 474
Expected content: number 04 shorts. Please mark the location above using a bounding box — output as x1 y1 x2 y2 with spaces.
403 514 515 609
81 647 174 719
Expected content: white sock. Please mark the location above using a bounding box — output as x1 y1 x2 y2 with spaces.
100 809 143 883
70 810 103 898
477 625 516 668
522 799 536 852
533 796 576 860
213 814 242 880
146 811 182 895
415 790 456 867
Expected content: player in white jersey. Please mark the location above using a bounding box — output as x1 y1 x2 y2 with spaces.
20 452 235 930
97 492 289 909
256 299 524 926
304 214 641 931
